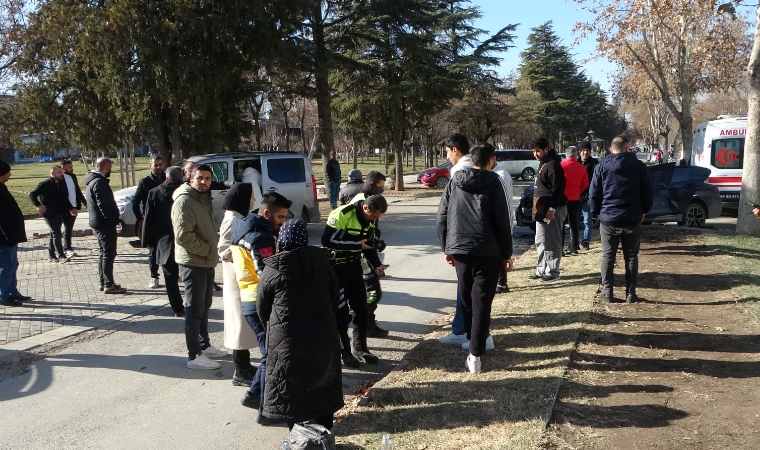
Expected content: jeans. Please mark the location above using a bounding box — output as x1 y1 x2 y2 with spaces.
162 258 184 314
0 244 21 300
245 311 267 404
178 264 215 358
580 199 593 244
600 222 642 296
43 213 65 259
534 206 567 278
452 254 500 357
93 226 118 287
451 286 465 335
328 181 341 209
563 201 580 251
62 212 76 251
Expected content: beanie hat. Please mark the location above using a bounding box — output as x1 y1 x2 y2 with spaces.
0 160 10 177
348 169 363 182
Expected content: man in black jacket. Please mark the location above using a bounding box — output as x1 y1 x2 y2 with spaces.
61 160 87 258
133 156 165 289
590 135 653 304
576 141 598 250
325 150 341 210
85 158 126 294
338 169 363 205
530 137 567 282
0 161 31 307
29 165 78 263
141 166 184 316
437 143 513 374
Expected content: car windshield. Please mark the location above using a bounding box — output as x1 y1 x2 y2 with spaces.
438 161 452 169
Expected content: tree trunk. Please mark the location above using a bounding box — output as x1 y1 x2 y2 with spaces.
352 137 357 169
170 102 182 161
311 5 337 200
737 6 760 237
393 127 405 191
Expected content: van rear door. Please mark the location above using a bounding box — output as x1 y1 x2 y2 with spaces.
260 154 310 221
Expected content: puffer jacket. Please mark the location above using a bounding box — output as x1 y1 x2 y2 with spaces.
590 152 654 226
560 158 589 202
437 168 512 260
85 171 119 229
257 245 343 422
171 183 218 268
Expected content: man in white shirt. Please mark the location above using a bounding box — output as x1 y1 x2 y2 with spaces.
61 160 87 258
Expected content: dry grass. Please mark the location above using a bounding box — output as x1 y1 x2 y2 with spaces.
334 244 602 450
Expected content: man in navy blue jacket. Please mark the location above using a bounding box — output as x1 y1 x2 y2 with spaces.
590 136 653 304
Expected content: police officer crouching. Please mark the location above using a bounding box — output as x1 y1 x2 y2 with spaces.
322 194 388 368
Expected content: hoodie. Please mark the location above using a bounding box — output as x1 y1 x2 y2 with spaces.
589 152 654 226
231 213 277 315
85 171 119 229
437 168 513 260
533 149 567 214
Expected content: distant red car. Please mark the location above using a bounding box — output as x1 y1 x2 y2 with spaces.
417 161 452 187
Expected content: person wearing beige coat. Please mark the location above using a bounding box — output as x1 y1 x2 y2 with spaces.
218 182 258 386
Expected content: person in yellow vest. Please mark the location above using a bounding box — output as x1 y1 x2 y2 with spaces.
321 194 388 368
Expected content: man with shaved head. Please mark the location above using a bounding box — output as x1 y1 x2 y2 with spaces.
29 165 78 263
85 157 126 294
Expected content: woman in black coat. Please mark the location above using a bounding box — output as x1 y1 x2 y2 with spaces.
257 220 343 430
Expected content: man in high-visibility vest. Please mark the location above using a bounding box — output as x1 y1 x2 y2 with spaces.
322 194 388 367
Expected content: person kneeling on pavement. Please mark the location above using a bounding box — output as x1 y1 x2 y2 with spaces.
257 219 343 432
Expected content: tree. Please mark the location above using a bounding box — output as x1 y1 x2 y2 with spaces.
737 4 760 236
575 0 752 162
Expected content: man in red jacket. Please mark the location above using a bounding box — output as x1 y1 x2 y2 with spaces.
561 148 589 255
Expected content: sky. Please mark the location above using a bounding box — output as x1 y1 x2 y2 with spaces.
471 0 618 95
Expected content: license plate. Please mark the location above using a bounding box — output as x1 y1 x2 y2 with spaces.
720 193 740 202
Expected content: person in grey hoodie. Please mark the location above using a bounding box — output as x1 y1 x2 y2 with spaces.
590 135 653 304
437 143 513 374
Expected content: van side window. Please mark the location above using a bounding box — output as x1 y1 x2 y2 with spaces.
711 139 743 170
234 160 262 182
520 151 535 160
267 158 306 183
206 162 228 183
496 152 514 161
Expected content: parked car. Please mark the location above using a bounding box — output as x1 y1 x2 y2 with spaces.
495 149 540 181
114 151 320 236
514 163 721 231
417 160 452 187
39 156 53 163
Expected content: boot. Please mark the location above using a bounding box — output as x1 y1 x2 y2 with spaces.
366 319 389 338
351 329 379 364
341 350 360 368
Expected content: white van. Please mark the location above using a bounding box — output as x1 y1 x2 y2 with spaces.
495 149 540 181
692 114 746 208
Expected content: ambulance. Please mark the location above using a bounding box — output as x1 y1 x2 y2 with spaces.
692 114 746 209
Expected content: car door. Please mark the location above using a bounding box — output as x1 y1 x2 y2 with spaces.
260 154 309 220
206 160 230 226
665 166 702 215
647 164 674 216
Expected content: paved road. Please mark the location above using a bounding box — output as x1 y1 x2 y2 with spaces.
0 196 473 450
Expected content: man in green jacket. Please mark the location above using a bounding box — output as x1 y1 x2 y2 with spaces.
171 164 227 370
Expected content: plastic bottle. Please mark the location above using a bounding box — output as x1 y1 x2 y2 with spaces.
380 433 393 450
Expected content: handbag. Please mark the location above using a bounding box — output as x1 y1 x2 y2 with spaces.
281 422 336 450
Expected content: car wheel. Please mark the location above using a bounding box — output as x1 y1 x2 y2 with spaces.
435 176 449 188
521 167 535 181
301 208 309 224
679 202 707 228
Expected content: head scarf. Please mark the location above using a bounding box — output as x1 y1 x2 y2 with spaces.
0 160 10 176
222 182 253 217
277 220 309 252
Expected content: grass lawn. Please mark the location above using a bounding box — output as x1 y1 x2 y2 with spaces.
7 157 152 216
334 246 600 449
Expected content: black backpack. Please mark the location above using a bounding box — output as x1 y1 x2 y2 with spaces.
281 422 336 450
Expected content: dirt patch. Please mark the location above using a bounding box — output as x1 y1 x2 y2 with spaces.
543 227 760 449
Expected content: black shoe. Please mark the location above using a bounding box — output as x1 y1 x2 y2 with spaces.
582 242 590 251
366 322 390 338
342 351 360 368
213 282 222 292
495 285 510 294
563 248 572 256
256 408 283 426
540 275 560 283
11 294 32 301
527 274 543 280
174 311 185 317
240 391 260 409
626 293 638 304
0 298 23 307
48 257 58 263
352 349 379 365
232 370 253 387
601 291 613 303
569 248 579 255
100 284 121 292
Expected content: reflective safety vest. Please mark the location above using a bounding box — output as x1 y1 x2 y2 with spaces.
325 202 376 266
228 245 259 302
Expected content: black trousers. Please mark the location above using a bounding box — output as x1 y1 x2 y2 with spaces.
452 254 500 357
93 226 118 286
149 247 160 279
563 200 580 251
364 272 382 323
600 222 642 296
62 212 76 251
43 213 65 259
334 263 368 352
497 266 508 287
178 264 214 358
233 349 251 373
162 258 184 314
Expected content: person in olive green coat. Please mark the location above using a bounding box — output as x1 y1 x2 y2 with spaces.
171 164 227 370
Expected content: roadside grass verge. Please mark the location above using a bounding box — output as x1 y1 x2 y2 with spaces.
702 228 760 319
334 246 601 450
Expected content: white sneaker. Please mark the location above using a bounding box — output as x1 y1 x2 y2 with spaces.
461 335 495 351
439 332 469 345
64 250 76 258
202 345 228 358
148 278 159 289
466 354 481 374
187 354 220 370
